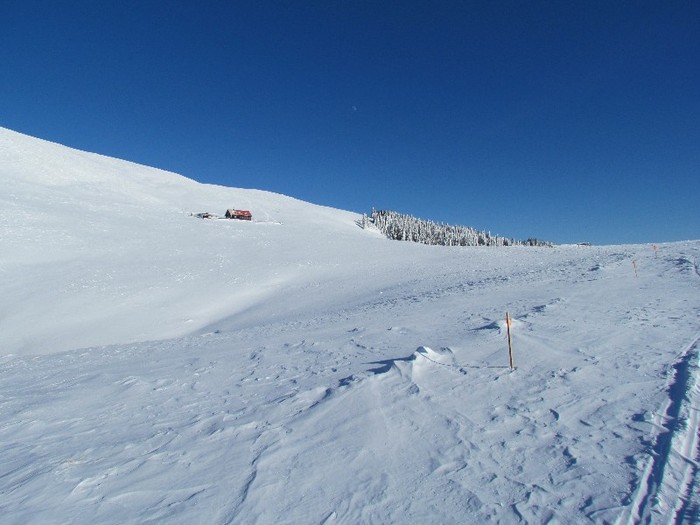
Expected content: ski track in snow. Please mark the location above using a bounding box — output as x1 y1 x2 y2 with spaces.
665 335 700 524
616 255 700 525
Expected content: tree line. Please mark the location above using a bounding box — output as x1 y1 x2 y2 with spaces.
360 209 552 247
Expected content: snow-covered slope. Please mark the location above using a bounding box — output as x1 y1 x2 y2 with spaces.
0 126 377 355
1 127 699 523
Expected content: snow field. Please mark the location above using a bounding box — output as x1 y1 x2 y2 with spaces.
2 242 699 523
1 127 700 523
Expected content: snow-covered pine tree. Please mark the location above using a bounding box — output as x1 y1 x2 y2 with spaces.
360 210 552 247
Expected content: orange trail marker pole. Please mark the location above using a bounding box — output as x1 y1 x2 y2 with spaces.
506 312 515 370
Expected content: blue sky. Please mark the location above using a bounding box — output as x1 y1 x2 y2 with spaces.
2 1 698 244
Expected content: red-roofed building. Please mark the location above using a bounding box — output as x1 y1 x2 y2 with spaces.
225 209 252 221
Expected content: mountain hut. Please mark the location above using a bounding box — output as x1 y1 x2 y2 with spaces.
225 209 252 221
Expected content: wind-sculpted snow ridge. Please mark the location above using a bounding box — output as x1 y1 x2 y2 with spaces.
361 209 553 247
2 127 700 523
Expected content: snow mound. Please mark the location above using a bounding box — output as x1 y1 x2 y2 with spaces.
416 346 456 366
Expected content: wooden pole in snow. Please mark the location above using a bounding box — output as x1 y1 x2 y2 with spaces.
506 312 515 370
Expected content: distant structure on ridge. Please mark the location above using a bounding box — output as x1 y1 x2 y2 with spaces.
225 209 253 221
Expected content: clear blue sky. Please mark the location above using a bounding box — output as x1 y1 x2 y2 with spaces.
2 1 698 244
